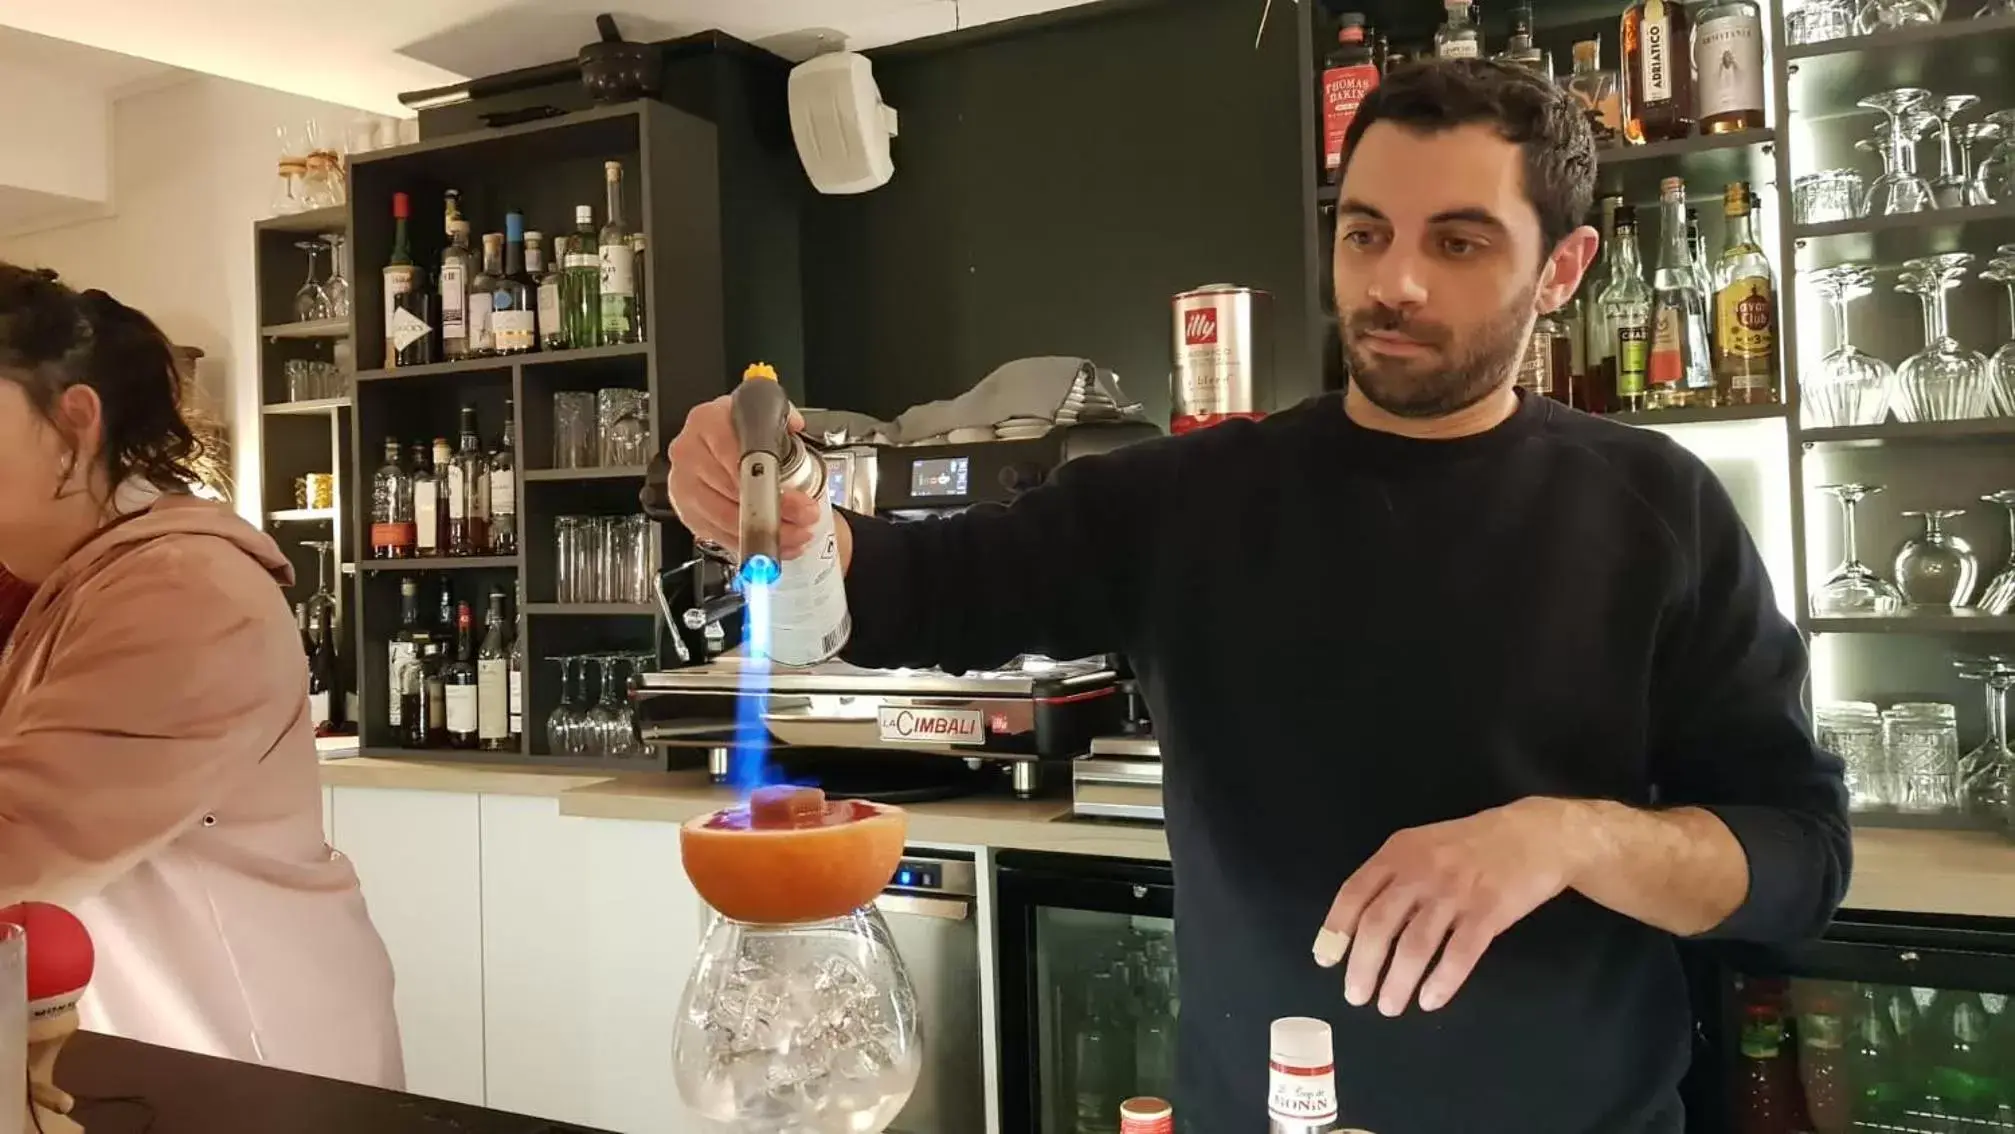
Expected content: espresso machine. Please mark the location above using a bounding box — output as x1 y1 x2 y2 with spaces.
637 401 1161 801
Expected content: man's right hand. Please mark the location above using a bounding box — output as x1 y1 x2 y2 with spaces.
665 394 822 560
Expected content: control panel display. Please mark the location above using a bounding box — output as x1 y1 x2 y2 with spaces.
909 456 970 499
889 860 942 890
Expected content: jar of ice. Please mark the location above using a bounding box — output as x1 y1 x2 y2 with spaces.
672 785 922 1133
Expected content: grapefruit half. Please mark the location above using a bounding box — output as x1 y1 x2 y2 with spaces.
680 785 907 924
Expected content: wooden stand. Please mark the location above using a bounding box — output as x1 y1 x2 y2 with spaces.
26 1003 83 1134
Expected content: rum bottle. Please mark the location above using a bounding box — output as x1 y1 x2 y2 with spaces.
1622 0 1695 142
1600 204 1653 411
1714 181 1778 405
1693 0 1766 134
1648 176 1715 408
438 191 474 359
1320 14 1381 180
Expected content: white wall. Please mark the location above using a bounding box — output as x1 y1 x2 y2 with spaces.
0 75 385 521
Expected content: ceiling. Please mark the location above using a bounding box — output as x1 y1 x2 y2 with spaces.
0 0 1104 117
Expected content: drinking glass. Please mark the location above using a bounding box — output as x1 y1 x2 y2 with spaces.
1812 483 1906 616
1976 490 2015 614
1976 110 2015 204
1792 170 1866 224
1895 255 1993 420
597 388 651 467
1801 264 1893 427
1955 658 2015 819
556 516 586 603
1983 257 2015 413
1788 0 1858 42
300 120 344 210
553 391 598 469
1816 701 1890 808
294 240 331 322
1895 509 1979 607
273 123 308 215
1860 90 1938 215
592 516 619 603
322 232 351 319
1858 0 1943 32
1883 701 1960 813
615 514 653 603
1931 94 1984 208
546 656 587 757
0 921 22 1134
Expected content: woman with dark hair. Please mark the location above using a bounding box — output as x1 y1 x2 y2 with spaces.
0 263 402 1087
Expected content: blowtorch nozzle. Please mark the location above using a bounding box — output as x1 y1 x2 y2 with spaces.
730 365 795 581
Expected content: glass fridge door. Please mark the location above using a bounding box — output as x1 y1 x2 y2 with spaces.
996 851 1178 1134
1695 912 2015 1134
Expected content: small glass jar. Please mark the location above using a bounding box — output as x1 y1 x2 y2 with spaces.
1883 701 1961 814
1817 701 1888 809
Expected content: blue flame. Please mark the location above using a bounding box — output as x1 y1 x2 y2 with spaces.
730 580 781 798
738 555 781 588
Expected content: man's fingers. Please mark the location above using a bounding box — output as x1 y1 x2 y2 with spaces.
1417 915 1502 1013
1314 861 1392 968
1375 900 1455 1018
1341 887 1415 1007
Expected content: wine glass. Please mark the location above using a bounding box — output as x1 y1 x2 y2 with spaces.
546 656 586 757
1954 657 2015 819
1895 510 1979 607
1980 256 2015 415
1895 255 1993 420
1858 0 1943 31
322 232 351 319
1812 484 1906 617
585 655 633 759
294 240 330 322
1977 491 2015 614
1977 0 2015 16
1802 264 1894 427
1931 94 1983 209
1861 90 1938 215
1976 110 2015 204
273 123 308 216
300 540 339 641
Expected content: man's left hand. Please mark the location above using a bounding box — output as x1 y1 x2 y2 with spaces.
1311 797 1592 1016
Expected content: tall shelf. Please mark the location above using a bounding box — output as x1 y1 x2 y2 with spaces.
1298 0 2015 830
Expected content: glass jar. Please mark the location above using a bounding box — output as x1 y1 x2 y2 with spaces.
1816 701 1888 810
1883 702 1960 814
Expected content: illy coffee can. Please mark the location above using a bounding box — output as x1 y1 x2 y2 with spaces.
1171 284 1273 434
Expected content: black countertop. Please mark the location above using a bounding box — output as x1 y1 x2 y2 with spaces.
61 1032 613 1134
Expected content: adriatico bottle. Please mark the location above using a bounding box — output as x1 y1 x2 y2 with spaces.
729 362 851 666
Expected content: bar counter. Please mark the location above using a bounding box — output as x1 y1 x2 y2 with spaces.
320 755 2015 920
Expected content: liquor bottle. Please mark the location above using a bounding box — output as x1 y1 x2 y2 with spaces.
1734 1002 1808 1134
444 600 478 749
1496 2 1552 77
564 206 603 350
629 230 649 340
1687 206 1715 357
1521 312 1573 403
538 234 570 351
439 191 474 360
387 576 422 739
1622 0 1695 143
414 439 446 557
1924 991 2001 1122
309 601 341 738
489 399 517 555
369 438 414 560
384 192 434 368
1579 195 1623 414
1648 176 1715 408
1320 14 1381 180
1714 182 1778 405
598 162 640 344
1434 0 1482 58
1799 990 1852 1134
507 583 524 748
1267 1017 1339 1132
477 589 511 752
469 232 502 357
1600 204 1653 411
416 641 446 748
1848 985 1911 1125
1693 0 1765 134
493 213 536 355
1565 39 1624 146
447 405 488 556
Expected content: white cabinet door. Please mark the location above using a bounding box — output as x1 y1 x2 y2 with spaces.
478 794 591 1125
329 786 486 1107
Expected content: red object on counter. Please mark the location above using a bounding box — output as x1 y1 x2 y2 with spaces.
0 901 94 1013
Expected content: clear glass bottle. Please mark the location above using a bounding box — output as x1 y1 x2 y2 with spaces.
488 399 516 555
1714 181 1779 405
369 437 413 560
448 404 489 556
522 230 550 352
477 589 512 751
1687 206 1716 359
1600 205 1654 411
599 161 640 344
414 440 445 558
1566 39 1623 146
438 190 474 359
492 213 535 355
1434 0 1482 58
1648 177 1716 407
564 206 602 350
1692 0 1766 134
468 232 502 357
1496 2 1552 76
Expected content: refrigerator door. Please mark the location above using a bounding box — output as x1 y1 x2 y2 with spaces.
995 850 1178 1134
1687 912 2015 1134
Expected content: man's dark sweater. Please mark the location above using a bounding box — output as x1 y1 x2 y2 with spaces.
838 390 1851 1134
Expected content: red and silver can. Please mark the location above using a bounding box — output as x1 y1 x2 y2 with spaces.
1171 284 1273 434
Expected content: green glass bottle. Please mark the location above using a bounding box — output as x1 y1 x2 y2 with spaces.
562 204 601 350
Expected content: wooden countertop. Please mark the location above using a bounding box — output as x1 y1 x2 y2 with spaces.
320 757 2015 917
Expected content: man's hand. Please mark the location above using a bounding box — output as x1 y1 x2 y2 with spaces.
1311 797 1592 1017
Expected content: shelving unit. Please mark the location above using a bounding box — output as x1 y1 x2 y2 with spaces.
337 59 801 769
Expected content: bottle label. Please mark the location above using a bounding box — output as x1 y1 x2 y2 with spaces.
1648 304 1685 387
389 307 430 353
382 267 414 342
507 668 523 734
1321 63 1380 172
1616 321 1649 396
1439 39 1480 59
767 473 853 666
1266 1061 1339 1125
538 283 562 339
1716 275 1775 375
427 681 446 731
1802 1011 1845 1051
490 471 515 517
440 264 467 338
1695 15 1764 118
600 245 635 298
415 491 438 550
1739 1017 1785 1059
494 309 536 351
309 691 331 727
566 251 600 271
478 659 509 740
468 292 495 353
447 467 467 521
446 685 478 736
1640 4 1673 104
1517 332 1553 394
371 521 417 554
387 641 415 726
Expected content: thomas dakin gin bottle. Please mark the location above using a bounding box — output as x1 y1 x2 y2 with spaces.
1320 14 1381 181
1622 0 1696 143
1268 1017 1340 1133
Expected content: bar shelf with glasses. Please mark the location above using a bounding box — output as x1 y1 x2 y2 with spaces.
1784 10 2015 121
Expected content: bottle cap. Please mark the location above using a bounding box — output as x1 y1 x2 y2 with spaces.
1119 1097 1173 1133
1660 175 1685 197
576 204 594 224
392 191 410 219
743 361 779 383
505 212 525 241
1339 11 1366 26
1269 1016 1334 1069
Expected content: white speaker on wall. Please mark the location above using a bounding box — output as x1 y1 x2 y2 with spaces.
788 50 900 195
